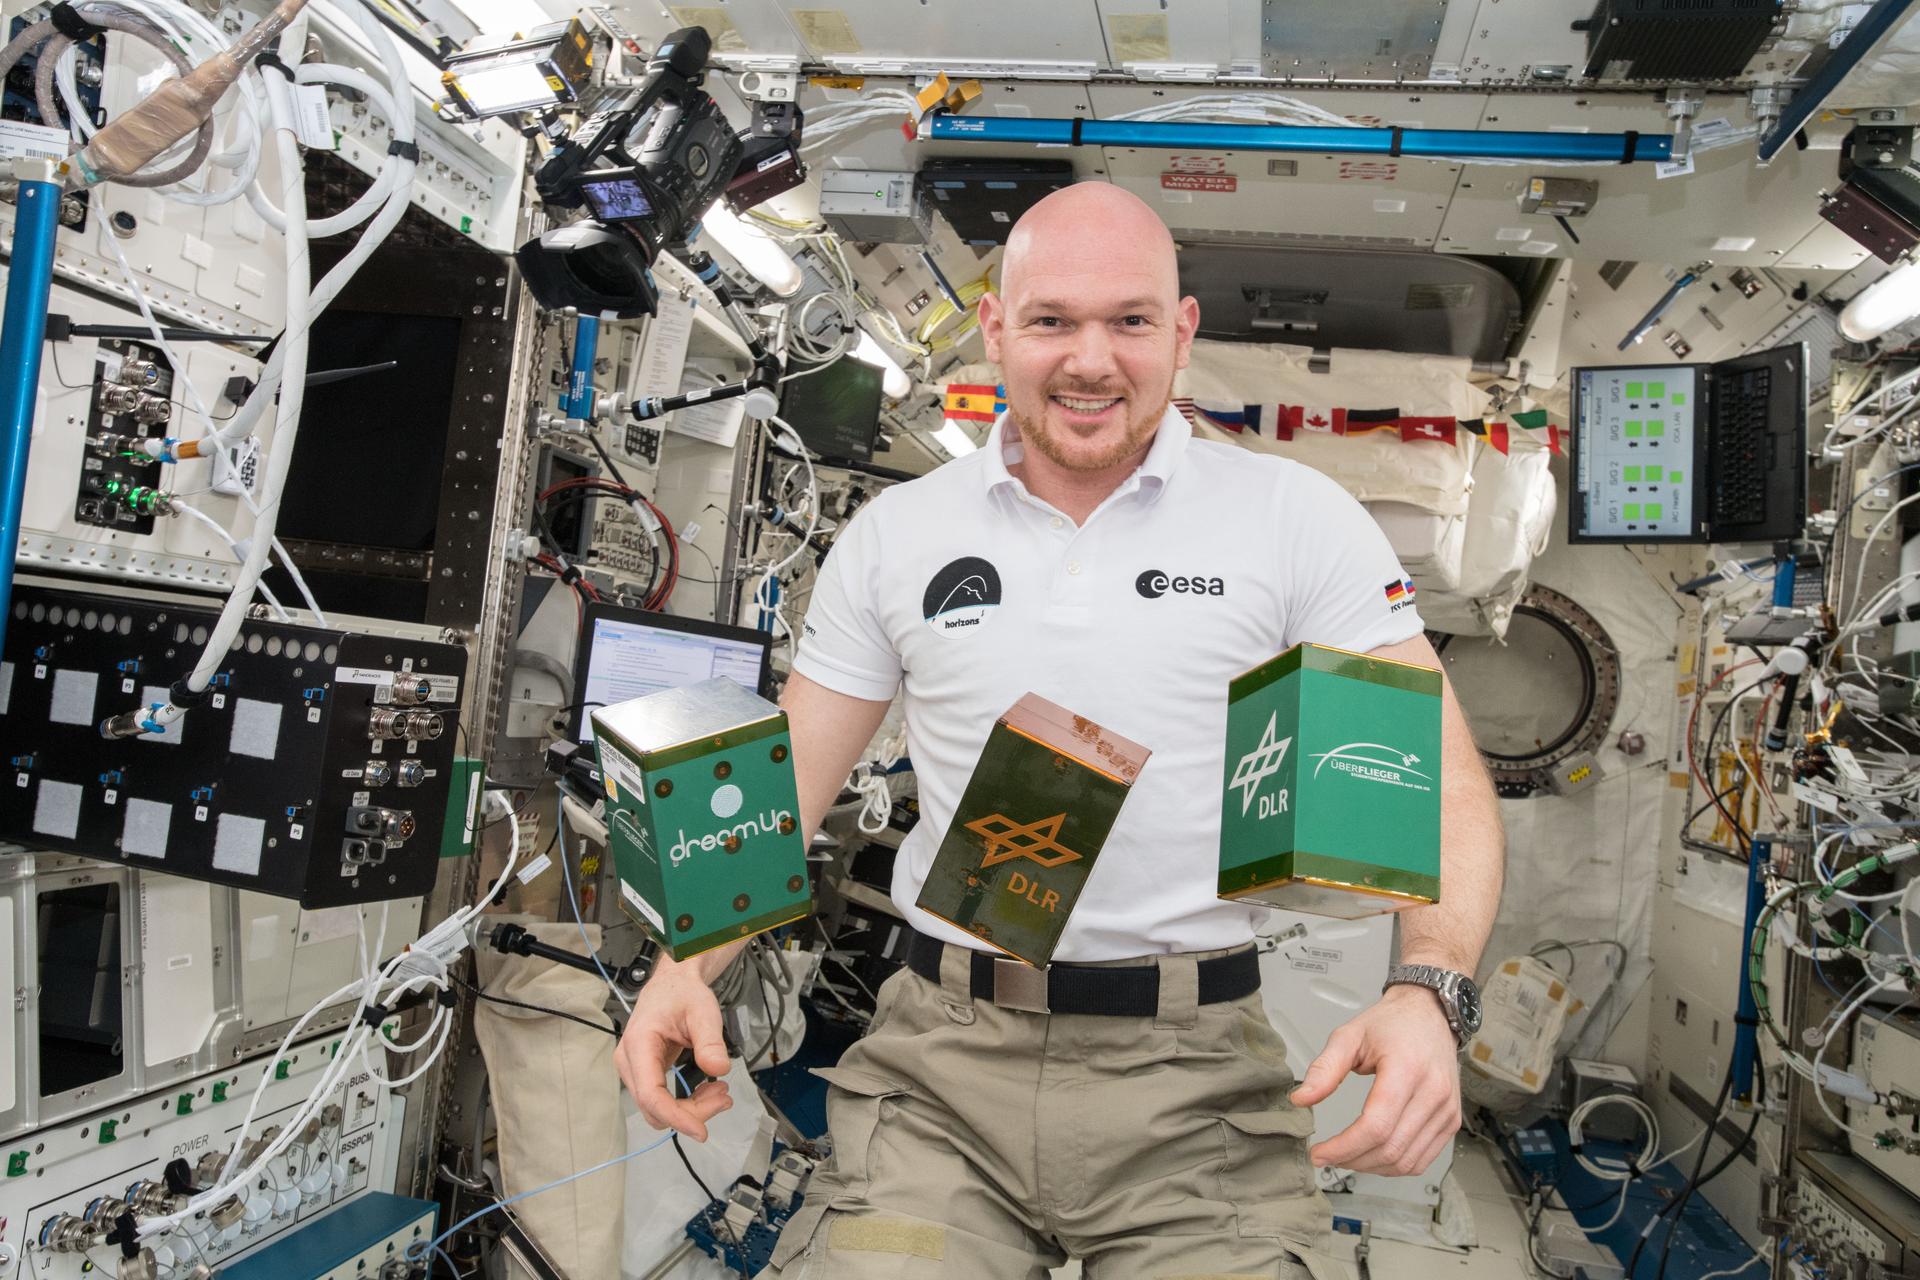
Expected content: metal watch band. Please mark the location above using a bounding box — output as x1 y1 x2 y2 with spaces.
1384 963 1468 1045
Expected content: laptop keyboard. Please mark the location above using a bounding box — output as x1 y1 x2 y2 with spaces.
1712 367 1772 527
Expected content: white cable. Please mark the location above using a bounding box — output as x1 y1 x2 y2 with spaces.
1566 1090 1704 1188
247 61 403 237
178 70 311 701
122 0 418 736
141 791 517 1244
52 0 269 205
557 792 634 1014
1696 1246 1770 1280
851 729 908 835
1813 977 1903 1141
171 502 291 620
204 0 417 452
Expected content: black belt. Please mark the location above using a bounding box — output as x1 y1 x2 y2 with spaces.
904 930 1260 1016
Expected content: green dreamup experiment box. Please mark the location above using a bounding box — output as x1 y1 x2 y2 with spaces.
591 678 811 961
1218 643 1442 919
915 694 1151 967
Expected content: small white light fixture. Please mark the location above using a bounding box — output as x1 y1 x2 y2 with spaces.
852 328 913 401
930 422 978 458
697 203 804 298
1840 259 1920 343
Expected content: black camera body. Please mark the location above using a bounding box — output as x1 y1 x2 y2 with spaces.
515 26 791 318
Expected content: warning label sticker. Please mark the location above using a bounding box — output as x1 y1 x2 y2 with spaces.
1337 160 1399 181
1160 173 1237 193
1165 154 1228 175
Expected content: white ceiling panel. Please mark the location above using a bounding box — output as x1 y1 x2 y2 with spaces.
796 79 1101 176
1087 87 1482 248
767 0 1107 73
1434 94 1868 270
608 0 809 59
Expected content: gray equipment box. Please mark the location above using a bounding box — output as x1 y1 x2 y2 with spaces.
1565 1057 1643 1144
818 170 931 245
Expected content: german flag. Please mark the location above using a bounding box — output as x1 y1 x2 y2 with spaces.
944 383 1004 423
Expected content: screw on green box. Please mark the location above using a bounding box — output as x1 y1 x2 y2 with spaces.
915 693 1150 968
1218 643 1442 919
591 678 811 962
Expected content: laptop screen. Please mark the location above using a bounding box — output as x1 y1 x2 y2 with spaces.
570 605 771 744
1571 366 1702 541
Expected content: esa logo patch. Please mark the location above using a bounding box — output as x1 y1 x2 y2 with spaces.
923 556 1002 635
1135 569 1225 599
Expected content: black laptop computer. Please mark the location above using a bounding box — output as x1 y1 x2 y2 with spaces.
1569 344 1807 544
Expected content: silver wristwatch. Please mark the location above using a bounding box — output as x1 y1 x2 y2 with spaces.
1384 964 1483 1048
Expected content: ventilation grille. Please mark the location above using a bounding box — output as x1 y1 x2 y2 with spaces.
1583 0 1779 80
1171 227 1426 249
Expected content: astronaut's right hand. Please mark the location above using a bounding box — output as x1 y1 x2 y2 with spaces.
614 953 736 1141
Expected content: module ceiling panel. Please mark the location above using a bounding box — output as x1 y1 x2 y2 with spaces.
622 1 1139 72
1261 0 1450 81
1088 87 1480 248
1428 0 1799 87
1432 94 1870 270
801 80 1103 175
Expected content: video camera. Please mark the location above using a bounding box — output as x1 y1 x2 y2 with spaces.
514 26 805 318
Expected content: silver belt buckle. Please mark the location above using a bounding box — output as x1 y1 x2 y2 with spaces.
992 957 1050 1014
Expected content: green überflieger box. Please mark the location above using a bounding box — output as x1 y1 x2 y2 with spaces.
915 693 1150 968
1218 643 1442 919
591 678 811 961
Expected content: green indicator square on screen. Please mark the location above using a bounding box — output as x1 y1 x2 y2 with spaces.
1670 470 1684 483
1647 421 1665 437
1646 465 1663 480
1646 503 1664 519
1649 382 1666 399
1624 504 1642 520
1623 466 1642 482
1625 421 1643 437
1626 382 1645 398
1672 393 1686 406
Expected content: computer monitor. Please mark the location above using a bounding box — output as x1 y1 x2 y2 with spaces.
776 355 885 462
1569 344 1806 545
568 602 773 744
1569 365 1706 541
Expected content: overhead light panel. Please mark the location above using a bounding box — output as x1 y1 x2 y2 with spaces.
1840 259 1920 343
442 16 593 119
853 329 913 401
697 203 804 298
930 422 978 458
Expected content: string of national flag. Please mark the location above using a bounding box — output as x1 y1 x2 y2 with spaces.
939 383 1561 455
1171 398 1564 455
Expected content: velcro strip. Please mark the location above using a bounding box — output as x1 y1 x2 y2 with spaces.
828 1216 946 1260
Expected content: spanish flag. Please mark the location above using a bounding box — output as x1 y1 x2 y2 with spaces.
944 383 1004 423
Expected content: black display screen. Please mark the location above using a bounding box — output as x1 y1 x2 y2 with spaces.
582 178 655 222
776 357 885 462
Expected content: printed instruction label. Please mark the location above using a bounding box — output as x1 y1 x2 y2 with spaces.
335 666 460 704
293 84 338 151
0 120 67 161
621 877 666 933
600 748 646 804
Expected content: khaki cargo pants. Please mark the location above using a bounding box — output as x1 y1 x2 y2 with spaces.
765 944 1342 1280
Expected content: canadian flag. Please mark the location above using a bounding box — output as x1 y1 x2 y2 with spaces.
1298 407 1344 434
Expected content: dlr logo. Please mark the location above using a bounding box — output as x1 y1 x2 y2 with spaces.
1005 870 1062 913
1258 790 1290 819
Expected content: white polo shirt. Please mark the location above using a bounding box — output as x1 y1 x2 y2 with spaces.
792 405 1424 960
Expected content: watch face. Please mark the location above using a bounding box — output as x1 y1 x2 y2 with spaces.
1457 978 1483 1035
